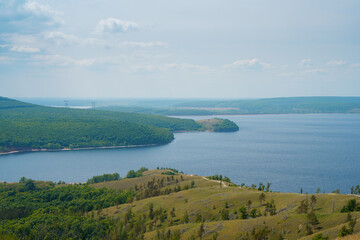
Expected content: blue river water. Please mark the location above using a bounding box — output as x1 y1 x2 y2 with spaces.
1 114 359 193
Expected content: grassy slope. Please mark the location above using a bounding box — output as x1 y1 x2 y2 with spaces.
94 170 360 240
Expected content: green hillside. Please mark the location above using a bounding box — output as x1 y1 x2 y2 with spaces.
98 97 360 115
0 97 194 153
1 169 359 240
0 97 238 153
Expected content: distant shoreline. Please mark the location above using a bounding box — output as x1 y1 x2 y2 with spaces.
0 144 160 156
169 112 360 117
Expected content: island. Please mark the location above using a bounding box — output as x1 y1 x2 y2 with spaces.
196 118 240 132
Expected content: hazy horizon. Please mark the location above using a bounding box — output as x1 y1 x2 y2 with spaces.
1 0 359 98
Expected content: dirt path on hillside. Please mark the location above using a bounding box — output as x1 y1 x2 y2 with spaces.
202 177 228 188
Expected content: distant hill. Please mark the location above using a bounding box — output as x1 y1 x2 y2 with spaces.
98 97 360 115
173 97 360 114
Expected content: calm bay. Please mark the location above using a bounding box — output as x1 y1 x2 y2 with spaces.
1 114 359 193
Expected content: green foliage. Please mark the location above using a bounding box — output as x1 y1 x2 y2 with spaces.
251 227 270 240
312 233 329 240
0 181 135 239
265 199 277 216
297 198 309 214
182 211 189 223
0 97 219 153
350 185 360 195
212 118 239 132
307 211 320 225
238 206 248 219
207 174 231 183
173 97 360 114
220 209 230 220
250 209 258 218
337 216 356 237
340 199 360 212
338 225 352 237
157 167 183 174
99 97 360 115
86 173 120 184
126 167 148 178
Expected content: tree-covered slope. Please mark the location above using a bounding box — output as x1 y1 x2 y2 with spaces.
96 97 360 116
0 97 204 152
173 97 360 114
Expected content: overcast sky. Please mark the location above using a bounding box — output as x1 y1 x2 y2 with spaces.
0 0 359 98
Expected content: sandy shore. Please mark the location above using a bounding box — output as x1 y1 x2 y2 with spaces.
0 144 160 156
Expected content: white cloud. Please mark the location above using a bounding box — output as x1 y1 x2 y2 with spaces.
136 63 208 72
351 63 360 68
22 1 61 18
0 56 11 63
32 54 95 67
326 60 346 66
225 58 270 70
10 45 40 53
118 41 167 48
95 18 138 34
305 68 327 74
42 32 167 49
298 59 312 68
0 0 63 34
43 31 81 45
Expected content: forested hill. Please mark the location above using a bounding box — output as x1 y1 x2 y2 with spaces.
98 97 360 115
0 97 204 153
173 97 360 114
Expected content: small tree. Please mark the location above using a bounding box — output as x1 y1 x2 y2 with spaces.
220 209 229 220
349 218 357 233
338 226 352 237
297 199 309 214
239 206 248 219
195 212 203 223
250 208 257 218
306 224 313 235
198 223 205 239
312 233 328 240
310 195 317 211
25 179 36 191
182 211 189 223
265 182 272 192
307 211 319 225
247 200 252 212
126 170 137 178
259 192 266 206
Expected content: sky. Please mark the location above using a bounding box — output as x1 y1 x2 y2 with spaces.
0 0 359 98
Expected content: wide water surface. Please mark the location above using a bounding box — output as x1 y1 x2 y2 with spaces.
1 114 359 193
